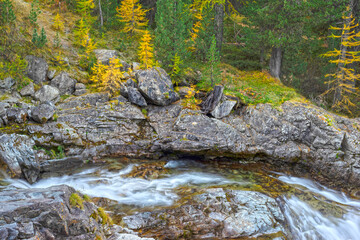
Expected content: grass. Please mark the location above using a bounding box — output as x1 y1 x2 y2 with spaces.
217 63 303 106
69 193 84 209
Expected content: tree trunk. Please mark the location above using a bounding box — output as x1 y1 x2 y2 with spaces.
269 47 282 79
214 3 224 53
98 0 103 28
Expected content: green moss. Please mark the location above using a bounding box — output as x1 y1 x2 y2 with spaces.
83 194 91 202
141 108 147 116
97 207 113 225
69 193 84 209
53 113 58 121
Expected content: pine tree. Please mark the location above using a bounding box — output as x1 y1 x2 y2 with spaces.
206 35 220 88
138 30 154 69
155 0 191 69
54 31 62 48
116 0 148 35
321 12 360 113
1 0 16 24
39 27 47 47
169 53 183 81
73 18 89 46
53 13 65 32
32 28 39 45
29 0 41 26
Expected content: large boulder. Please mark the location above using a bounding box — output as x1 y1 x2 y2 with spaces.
6 107 28 124
34 85 60 103
123 188 285 239
93 49 130 71
50 71 77 95
135 67 180 106
210 100 237 119
128 87 147 107
25 55 49 84
31 102 56 123
0 185 112 239
0 134 39 183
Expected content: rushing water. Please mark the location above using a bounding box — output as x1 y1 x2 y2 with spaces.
2 159 360 240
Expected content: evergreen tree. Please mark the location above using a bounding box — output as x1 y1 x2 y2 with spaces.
116 0 148 35
54 31 62 48
76 0 95 26
29 0 41 26
155 0 191 69
206 35 220 88
73 18 89 46
169 53 183 82
1 0 16 24
138 30 154 69
32 28 39 45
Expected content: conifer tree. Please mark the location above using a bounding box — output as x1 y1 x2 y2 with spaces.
32 28 39 45
53 13 65 32
155 0 191 69
138 30 154 69
206 35 220 88
76 0 95 26
169 53 183 81
116 0 148 35
29 0 41 26
73 18 89 46
1 0 16 24
321 12 360 113
54 31 62 48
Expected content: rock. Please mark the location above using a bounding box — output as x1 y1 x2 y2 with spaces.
128 87 147 107
75 83 86 90
34 85 60 103
50 71 77 95
25 55 49 84
47 69 56 80
31 102 56 123
57 92 109 110
123 188 285 239
0 77 15 91
6 107 28 123
20 82 35 97
0 185 112 239
120 79 137 98
93 49 130 71
0 134 39 183
74 89 88 96
132 62 141 71
136 67 180 106
210 100 237 119
111 234 155 240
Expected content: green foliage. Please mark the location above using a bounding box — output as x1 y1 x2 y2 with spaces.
0 0 16 24
76 0 95 26
155 0 191 69
97 207 113 225
69 193 84 209
199 35 220 88
29 0 41 26
32 27 47 48
169 53 183 82
53 31 62 48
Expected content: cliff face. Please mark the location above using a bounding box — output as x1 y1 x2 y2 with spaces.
2 91 360 193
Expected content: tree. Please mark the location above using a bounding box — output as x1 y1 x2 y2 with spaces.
155 0 191 69
207 35 220 87
169 53 183 80
52 13 65 32
116 0 148 35
138 30 154 69
29 0 41 26
321 10 360 113
73 18 89 46
90 57 124 95
76 0 95 26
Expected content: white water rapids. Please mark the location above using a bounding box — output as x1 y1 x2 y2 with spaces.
2 161 360 239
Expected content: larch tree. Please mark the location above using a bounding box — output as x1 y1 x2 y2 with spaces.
321 10 360 113
76 0 95 26
116 0 148 35
138 30 154 69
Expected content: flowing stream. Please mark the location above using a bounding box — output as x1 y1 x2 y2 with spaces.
1 159 360 240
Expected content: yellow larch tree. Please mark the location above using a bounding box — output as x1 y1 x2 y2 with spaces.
52 13 65 32
321 12 360 114
116 0 148 35
138 30 154 69
91 58 124 95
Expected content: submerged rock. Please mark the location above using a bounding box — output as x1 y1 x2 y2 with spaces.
123 188 285 239
136 67 180 106
0 185 112 240
0 134 39 183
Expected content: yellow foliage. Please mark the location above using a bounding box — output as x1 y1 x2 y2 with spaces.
116 0 148 34
181 85 200 110
76 0 95 26
52 13 65 32
73 18 89 46
189 10 203 52
169 53 182 79
91 57 124 95
138 30 154 69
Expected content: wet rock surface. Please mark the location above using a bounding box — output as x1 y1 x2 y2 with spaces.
123 188 285 239
0 185 113 240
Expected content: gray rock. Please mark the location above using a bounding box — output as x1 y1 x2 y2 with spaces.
75 83 86 90
0 134 39 183
0 77 15 91
132 62 141 71
0 185 112 239
34 85 60 103
57 92 109 110
73 89 88 96
136 67 180 106
128 87 147 107
50 71 77 95
111 234 155 240
93 49 130 72
120 79 138 98
123 189 284 239
6 107 28 124
200 85 224 114
210 100 236 119
25 55 49 84
31 102 56 123
20 82 35 97
47 69 56 80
